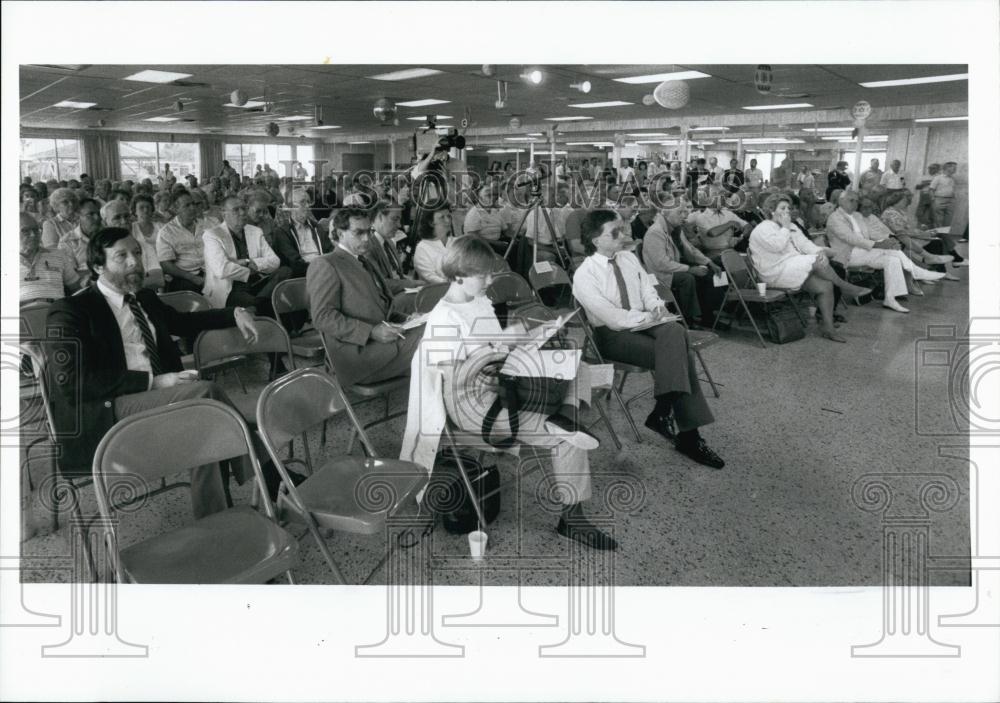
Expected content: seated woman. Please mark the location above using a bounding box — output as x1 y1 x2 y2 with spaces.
860 195 952 268
463 184 509 255
413 206 455 284
880 190 963 274
400 236 616 551
750 193 871 343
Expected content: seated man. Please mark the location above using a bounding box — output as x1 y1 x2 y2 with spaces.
156 190 206 293
688 198 748 263
246 190 285 249
203 196 291 316
642 203 724 329
307 207 423 388
59 197 104 287
45 227 267 516
366 200 426 316
101 200 164 291
826 189 944 313
273 188 332 277
20 213 81 303
573 210 724 469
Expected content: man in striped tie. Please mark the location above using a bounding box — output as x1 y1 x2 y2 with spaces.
46 227 266 518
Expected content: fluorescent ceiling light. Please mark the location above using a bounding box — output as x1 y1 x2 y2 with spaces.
310 125 342 130
835 137 889 143
124 70 193 83
369 68 443 81
635 140 668 145
53 100 96 109
544 116 593 122
535 151 568 155
527 133 544 137
822 135 888 142
144 116 180 122
566 141 613 146
688 126 730 132
914 115 968 123
719 137 805 144
405 115 452 121
277 115 312 122
801 127 854 133
626 132 672 137
613 70 711 84
859 73 967 88
504 137 538 142
349 141 371 145
742 103 814 111
225 100 266 108
395 98 450 107
568 100 633 108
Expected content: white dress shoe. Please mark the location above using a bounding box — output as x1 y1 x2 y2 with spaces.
883 299 910 313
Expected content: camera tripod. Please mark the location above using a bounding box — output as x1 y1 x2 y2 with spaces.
501 195 576 275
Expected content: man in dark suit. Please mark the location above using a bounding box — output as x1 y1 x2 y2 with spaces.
272 188 334 277
366 200 426 316
306 207 423 388
46 227 262 517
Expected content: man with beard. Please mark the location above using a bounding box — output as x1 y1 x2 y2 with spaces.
45 227 267 515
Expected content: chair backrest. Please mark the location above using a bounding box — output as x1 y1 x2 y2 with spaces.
633 239 645 268
487 271 536 307
414 282 449 314
270 276 310 316
563 209 589 244
256 368 375 458
20 301 53 339
194 316 294 370
527 262 572 293
158 290 211 313
720 249 755 289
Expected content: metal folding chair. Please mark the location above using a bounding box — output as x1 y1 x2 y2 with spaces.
92 399 298 584
159 290 243 379
743 254 808 328
656 286 721 398
413 282 449 314
256 368 426 584
270 277 326 364
486 271 538 309
713 250 795 348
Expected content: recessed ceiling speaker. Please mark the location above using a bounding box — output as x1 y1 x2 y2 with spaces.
230 89 247 107
642 94 656 106
373 97 396 123
754 65 773 94
653 80 690 109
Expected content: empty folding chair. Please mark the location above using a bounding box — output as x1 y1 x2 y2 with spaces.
271 276 326 365
256 368 426 584
713 250 793 348
92 398 298 584
159 290 242 377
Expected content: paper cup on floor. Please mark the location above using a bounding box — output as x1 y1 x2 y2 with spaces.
756 282 767 296
468 530 488 561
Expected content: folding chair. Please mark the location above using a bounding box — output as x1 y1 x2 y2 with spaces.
486 271 538 308
270 276 326 364
713 250 795 348
743 255 808 328
256 369 426 584
527 262 575 313
193 316 296 427
414 282 449 314
657 286 721 398
159 290 243 379
92 399 298 584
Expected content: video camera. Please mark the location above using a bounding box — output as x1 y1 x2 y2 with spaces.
435 128 466 153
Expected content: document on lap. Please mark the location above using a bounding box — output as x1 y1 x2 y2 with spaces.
400 312 430 330
509 309 579 348
628 313 682 332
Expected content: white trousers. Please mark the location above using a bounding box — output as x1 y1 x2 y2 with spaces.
848 247 937 300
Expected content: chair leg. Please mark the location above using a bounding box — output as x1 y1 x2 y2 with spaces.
785 292 807 328
695 349 720 398
742 298 768 348
591 391 622 451
448 444 488 529
609 384 643 442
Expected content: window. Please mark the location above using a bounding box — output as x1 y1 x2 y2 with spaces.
841 150 887 183
119 140 199 182
224 143 310 178
20 138 82 181
744 151 786 184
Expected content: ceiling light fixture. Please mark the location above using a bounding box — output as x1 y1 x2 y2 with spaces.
224 100 266 109
626 133 673 137
568 100 633 108
395 98 451 107
144 116 181 122
369 68 443 81
859 73 968 88
801 127 855 132
310 125 342 130
124 70 193 83
349 141 372 145
53 100 96 109
742 103 814 111
613 70 711 85
544 116 593 122
277 115 313 122
521 69 543 85
914 115 968 123
406 115 452 121
570 81 592 93
687 126 730 131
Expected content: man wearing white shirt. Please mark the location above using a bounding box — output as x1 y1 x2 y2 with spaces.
157 191 206 292
929 161 958 227
708 156 725 185
879 159 905 191
573 209 724 469
273 188 333 276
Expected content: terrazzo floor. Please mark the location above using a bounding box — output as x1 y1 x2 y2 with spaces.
19 259 971 586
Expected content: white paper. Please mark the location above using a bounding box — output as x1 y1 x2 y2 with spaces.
713 272 729 287
587 363 616 389
400 312 429 330
629 314 682 332
532 260 554 274
501 347 581 379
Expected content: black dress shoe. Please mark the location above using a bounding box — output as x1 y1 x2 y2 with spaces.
556 517 619 551
834 313 847 324
264 464 308 502
644 413 675 441
675 436 725 469
545 413 600 450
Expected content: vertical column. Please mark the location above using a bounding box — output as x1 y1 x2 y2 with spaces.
389 138 396 173
853 123 865 191
42 516 148 657
680 127 690 193
851 474 961 657
356 515 463 657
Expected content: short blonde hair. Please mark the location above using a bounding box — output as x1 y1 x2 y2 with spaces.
441 236 497 281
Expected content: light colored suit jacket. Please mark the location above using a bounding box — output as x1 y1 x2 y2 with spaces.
642 218 710 288
202 222 280 308
825 208 874 265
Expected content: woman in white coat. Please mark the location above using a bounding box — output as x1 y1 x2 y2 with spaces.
750 193 871 343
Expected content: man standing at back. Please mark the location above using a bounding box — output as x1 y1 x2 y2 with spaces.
859 158 883 195
307 207 422 387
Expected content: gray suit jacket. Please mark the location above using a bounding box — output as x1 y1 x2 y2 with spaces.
306 247 402 387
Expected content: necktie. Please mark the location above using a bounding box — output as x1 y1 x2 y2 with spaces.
609 256 632 311
359 256 393 311
383 239 403 278
124 293 162 375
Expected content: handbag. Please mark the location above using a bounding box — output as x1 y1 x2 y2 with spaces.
425 449 500 535
765 303 806 344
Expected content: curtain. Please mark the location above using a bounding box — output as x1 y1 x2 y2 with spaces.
81 133 121 181
199 137 224 182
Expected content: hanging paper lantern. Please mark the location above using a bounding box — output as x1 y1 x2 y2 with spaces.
373 97 395 123
754 65 773 94
851 100 873 127
642 94 656 106
481 64 495 77
230 89 247 107
653 80 690 109
509 116 522 129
